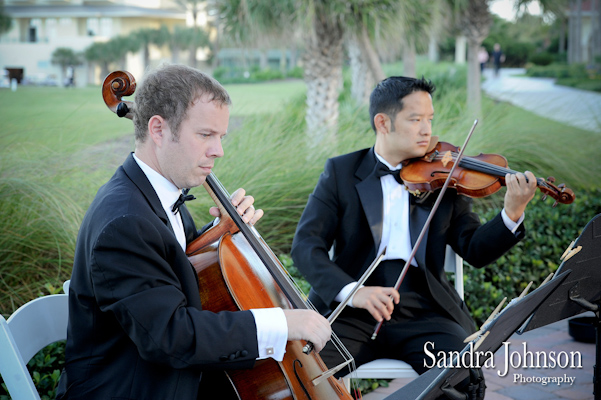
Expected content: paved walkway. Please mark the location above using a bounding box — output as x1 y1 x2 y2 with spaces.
359 69 599 400
361 317 596 400
481 68 601 133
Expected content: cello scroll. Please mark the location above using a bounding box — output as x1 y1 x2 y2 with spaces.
102 71 136 119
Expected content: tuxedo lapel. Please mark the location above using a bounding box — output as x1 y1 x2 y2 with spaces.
355 148 384 249
179 204 198 244
121 153 171 229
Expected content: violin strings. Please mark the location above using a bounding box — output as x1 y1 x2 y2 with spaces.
429 154 560 194
432 153 517 177
445 152 559 191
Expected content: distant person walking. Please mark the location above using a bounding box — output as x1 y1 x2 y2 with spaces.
65 65 75 88
492 43 505 77
478 47 489 72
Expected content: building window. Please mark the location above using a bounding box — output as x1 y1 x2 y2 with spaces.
87 18 99 36
29 19 42 43
100 18 112 37
87 17 112 37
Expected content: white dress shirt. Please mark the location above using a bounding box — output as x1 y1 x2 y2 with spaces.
335 150 524 307
133 154 288 361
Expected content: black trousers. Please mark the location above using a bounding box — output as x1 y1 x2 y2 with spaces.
321 307 469 377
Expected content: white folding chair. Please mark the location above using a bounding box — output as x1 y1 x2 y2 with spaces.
343 246 464 386
0 280 70 400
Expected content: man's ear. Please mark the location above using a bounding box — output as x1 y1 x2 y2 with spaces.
147 115 166 147
374 113 391 135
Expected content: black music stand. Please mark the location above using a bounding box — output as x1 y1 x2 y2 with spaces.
519 213 601 399
383 268 571 400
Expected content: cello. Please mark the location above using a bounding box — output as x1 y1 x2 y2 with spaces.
102 70 354 400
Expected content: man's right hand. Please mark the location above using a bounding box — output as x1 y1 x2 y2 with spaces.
283 309 331 352
352 286 400 322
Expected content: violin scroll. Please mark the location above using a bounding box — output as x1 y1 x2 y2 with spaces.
538 177 575 207
102 71 136 120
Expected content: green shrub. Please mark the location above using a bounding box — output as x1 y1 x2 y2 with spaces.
466 188 601 325
529 52 555 66
0 172 80 317
0 341 65 400
212 66 301 84
526 62 588 80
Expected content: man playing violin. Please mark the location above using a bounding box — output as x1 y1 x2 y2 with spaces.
56 64 331 400
292 76 537 398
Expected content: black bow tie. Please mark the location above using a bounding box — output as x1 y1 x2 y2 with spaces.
171 188 196 215
375 162 403 185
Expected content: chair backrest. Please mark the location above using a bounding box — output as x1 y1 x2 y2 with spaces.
444 245 464 300
343 247 465 387
0 282 69 400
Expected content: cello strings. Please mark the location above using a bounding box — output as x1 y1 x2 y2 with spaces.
209 175 356 369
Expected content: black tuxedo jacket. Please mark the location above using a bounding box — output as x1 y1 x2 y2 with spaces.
57 154 258 400
291 148 523 333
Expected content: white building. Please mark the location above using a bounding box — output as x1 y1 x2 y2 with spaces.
0 0 188 87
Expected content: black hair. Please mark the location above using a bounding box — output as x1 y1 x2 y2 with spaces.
368 76 436 132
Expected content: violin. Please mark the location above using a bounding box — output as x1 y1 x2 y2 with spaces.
102 71 354 400
400 139 575 206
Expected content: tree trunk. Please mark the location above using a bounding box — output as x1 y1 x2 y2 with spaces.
428 34 439 63
280 47 287 74
459 0 491 117
212 17 221 68
172 47 180 63
576 0 582 62
189 16 199 68
259 49 268 70
357 22 385 83
302 15 344 148
143 44 150 71
402 38 417 78
592 0 601 60
559 17 566 55
466 39 482 118
569 0 583 63
455 35 467 64
347 36 373 106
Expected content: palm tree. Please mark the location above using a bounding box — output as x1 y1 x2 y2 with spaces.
214 0 429 139
85 42 114 82
515 0 570 56
0 4 11 36
446 0 492 117
173 0 206 68
85 36 137 82
213 0 344 142
50 47 83 85
132 28 161 70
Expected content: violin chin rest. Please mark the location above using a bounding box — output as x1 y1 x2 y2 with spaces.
427 136 439 153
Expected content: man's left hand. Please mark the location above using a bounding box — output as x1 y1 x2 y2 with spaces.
209 188 264 225
504 171 537 222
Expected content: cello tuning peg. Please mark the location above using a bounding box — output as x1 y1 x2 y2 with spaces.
541 194 547 201
546 176 556 183
558 183 565 189
553 200 558 208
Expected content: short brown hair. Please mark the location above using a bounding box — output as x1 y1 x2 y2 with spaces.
133 64 231 142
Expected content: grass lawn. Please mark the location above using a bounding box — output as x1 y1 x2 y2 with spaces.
0 79 306 155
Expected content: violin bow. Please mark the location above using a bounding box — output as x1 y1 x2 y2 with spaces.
371 119 479 340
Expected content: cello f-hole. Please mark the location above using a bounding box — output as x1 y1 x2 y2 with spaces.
293 359 313 400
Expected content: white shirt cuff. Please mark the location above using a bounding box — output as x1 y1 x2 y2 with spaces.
501 208 524 234
250 308 288 362
335 282 363 308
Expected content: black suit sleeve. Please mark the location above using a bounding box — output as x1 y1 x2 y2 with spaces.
91 214 258 369
445 194 523 268
292 159 357 308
